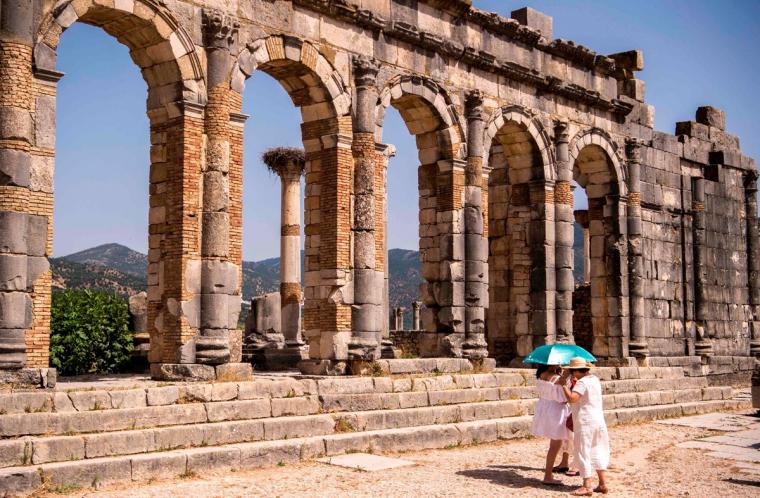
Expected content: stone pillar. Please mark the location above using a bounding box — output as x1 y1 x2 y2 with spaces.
195 10 241 365
349 55 382 361
692 176 713 357
574 210 590 283
744 173 760 357
529 179 557 348
553 121 575 344
626 140 648 357
462 91 489 359
377 143 396 359
0 0 38 371
412 301 421 331
394 307 405 331
261 147 308 367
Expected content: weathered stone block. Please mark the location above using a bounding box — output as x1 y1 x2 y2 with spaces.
0 149 30 187
696 106 725 130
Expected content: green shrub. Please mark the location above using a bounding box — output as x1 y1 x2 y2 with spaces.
50 290 134 376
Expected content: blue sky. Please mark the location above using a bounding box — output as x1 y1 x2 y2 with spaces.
53 1 760 260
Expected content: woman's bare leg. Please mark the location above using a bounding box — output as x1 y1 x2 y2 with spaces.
559 451 570 468
544 439 563 482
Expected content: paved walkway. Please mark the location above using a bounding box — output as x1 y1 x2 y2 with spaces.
659 411 760 479
53 410 759 498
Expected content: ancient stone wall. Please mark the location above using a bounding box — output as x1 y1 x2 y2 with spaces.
0 0 756 381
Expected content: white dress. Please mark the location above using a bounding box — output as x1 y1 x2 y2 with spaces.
531 376 571 440
571 374 610 478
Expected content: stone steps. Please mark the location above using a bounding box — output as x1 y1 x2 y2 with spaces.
0 366 692 416
0 376 720 439
0 397 749 496
0 385 737 469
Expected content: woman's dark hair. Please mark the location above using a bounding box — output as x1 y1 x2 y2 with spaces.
535 364 551 378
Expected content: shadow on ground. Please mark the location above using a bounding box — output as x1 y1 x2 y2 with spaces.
457 464 576 491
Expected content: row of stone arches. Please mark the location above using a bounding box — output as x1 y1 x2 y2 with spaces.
7 0 635 377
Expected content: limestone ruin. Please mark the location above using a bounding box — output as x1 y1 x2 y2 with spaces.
0 0 757 385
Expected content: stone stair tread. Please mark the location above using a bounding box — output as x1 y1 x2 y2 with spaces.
0 397 746 496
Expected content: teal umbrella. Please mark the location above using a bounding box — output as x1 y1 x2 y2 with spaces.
523 344 596 365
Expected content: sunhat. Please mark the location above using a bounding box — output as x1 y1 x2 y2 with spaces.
564 357 593 369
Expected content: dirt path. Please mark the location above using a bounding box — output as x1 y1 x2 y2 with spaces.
46 417 758 498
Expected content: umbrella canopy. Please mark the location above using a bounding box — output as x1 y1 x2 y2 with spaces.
523 344 596 366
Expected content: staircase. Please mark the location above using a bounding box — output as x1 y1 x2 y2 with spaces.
0 366 749 496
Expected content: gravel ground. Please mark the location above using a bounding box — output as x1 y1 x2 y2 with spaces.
49 419 758 498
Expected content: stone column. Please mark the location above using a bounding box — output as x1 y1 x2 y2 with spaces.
529 179 557 348
261 147 308 367
692 176 713 357
376 143 396 358
574 210 590 283
394 307 405 331
744 173 760 356
553 121 575 343
412 301 421 331
0 0 38 372
195 10 241 365
349 55 382 361
626 140 648 357
462 91 489 359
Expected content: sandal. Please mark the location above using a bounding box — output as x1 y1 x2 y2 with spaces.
553 466 570 473
542 478 563 486
570 488 593 497
593 485 609 494
565 469 580 477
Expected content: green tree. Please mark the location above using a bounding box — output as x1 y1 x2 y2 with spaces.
50 290 134 376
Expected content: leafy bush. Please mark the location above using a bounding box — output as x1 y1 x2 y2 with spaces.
50 290 134 376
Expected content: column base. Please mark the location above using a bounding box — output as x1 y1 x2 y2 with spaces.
263 345 309 371
298 359 348 376
750 340 760 358
628 341 649 358
694 340 714 358
0 368 56 389
150 363 253 382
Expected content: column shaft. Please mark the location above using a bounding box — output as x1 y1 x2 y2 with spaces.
0 0 35 369
626 140 648 357
280 172 302 345
462 91 488 359
195 10 241 365
744 174 760 356
553 122 575 344
349 56 382 360
692 176 713 357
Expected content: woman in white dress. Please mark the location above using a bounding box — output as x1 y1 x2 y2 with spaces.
531 364 574 485
561 357 610 496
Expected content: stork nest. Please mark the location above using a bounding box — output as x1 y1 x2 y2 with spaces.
261 147 305 175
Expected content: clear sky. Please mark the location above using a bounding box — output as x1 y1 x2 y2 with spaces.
52 1 760 260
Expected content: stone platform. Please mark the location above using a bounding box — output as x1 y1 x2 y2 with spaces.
0 365 750 496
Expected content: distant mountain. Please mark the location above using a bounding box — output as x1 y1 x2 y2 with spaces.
61 243 147 278
51 236 583 323
51 257 146 296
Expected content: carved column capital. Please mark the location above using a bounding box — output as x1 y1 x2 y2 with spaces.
202 9 240 49
464 90 487 122
553 120 569 144
625 138 644 163
352 55 380 89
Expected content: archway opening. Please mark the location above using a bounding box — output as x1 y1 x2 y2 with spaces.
49 22 150 375
571 144 621 356
378 107 420 335
486 120 544 364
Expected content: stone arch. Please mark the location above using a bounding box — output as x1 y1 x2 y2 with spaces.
35 0 206 113
228 35 354 363
569 128 628 358
375 75 465 162
484 106 556 363
25 0 208 369
483 105 555 182
372 75 467 354
230 35 351 119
